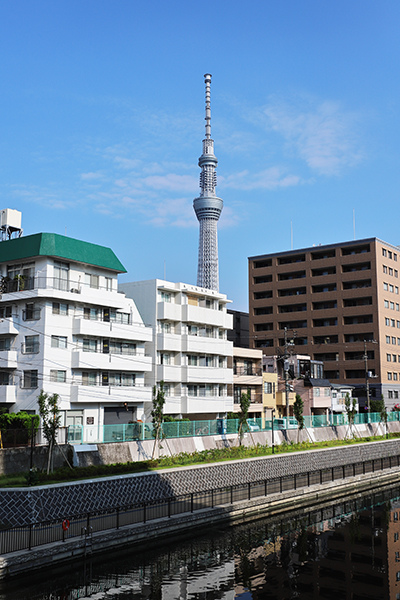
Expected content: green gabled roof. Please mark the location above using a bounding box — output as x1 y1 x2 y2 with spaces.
0 233 126 273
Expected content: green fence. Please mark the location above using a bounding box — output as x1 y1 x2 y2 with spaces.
67 411 400 444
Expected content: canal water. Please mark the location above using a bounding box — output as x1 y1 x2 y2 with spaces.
2 484 400 600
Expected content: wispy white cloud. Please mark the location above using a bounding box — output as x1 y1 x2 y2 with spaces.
261 96 364 175
221 167 301 190
80 171 104 181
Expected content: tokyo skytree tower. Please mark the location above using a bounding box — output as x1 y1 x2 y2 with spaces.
193 73 223 292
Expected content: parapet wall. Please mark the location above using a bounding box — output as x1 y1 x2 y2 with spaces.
2 436 400 528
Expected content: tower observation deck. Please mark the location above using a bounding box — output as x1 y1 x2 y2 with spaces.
193 73 223 292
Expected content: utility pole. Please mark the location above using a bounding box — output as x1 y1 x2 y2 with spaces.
283 327 296 417
363 339 377 418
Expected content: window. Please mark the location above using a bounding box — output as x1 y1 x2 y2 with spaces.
391 285 394 293
160 353 170 365
395 512 399 522
389 251 393 259
386 318 390 326
159 321 171 334
105 277 112 291
85 273 99 289
395 391 399 398
188 325 198 336
50 370 66 383
52 302 68 316
389 391 394 399
54 261 69 291
51 336 67 349
392 319 396 327
393 337 397 344
395 532 399 542
397 287 399 294
314 388 320 396
397 552 400 562
104 372 135 386
82 372 97 386
394 355 397 362
388 354 392 362
109 341 136 355
160 291 171 303
23 370 38 388
0 338 11 351
187 355 198 366
390 268 394 276
396 271 398 278
24 335 39 354
384 265 388 274
391 302 395 310
387 336 391 344
395 373 398 381
395 254 398 262
109 310 130 325
384 282 389 291
84 307 99 320
83 339 97 353
324 388 330 396
388 372 393 380
0 306 12 319
385 300 389 308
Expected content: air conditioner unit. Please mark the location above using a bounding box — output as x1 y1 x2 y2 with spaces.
70 288 81 294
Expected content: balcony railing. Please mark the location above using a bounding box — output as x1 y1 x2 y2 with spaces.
233 367 262 377
1 276 35 293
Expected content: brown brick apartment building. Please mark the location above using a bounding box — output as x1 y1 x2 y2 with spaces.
249 238 400 408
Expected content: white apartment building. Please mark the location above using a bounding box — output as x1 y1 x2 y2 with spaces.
119 280 234 419
0 231 153 439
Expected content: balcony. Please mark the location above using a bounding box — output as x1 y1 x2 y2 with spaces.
156 364 182 382
181 335 233 355
0 350 17 369
182 304 232 328
0 318 18 336
0 384 17 403
157 332 182 352
182 366 233 385
71 350 152 372
181 394 233 414
72 317 152 343
157 302 182 321
71 383 152 404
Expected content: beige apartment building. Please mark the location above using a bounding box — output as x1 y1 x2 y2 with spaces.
249 238 400 409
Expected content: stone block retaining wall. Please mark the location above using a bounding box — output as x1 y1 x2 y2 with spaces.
1 437 400 528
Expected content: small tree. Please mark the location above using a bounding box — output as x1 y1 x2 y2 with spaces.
293 394 304 443
238 391 251 446
344 393 357 438
37 391 62 474
151 381 166 459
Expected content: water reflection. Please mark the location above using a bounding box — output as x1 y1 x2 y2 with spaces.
2 485 400 599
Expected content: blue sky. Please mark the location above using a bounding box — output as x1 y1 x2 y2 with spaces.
0 1 399 311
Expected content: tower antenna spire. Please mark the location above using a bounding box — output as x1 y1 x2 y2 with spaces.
193 74 223 291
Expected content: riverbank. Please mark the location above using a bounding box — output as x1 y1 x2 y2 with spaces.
1 466 400 579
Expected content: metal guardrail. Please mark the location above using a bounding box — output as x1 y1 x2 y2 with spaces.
1 453 399 555
67 412 400 444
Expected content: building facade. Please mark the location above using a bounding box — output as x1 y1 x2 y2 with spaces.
249 238 400 409
229 347 263 417
119 279 234 419
0 232 153 438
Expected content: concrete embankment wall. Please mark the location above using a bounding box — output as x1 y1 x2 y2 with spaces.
1 421 398 476
72 421 400 467
2 436 400 528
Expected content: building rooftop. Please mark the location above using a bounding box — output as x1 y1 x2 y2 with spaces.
0 233 126 273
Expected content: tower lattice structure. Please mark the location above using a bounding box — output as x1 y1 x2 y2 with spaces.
193 73 223 292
